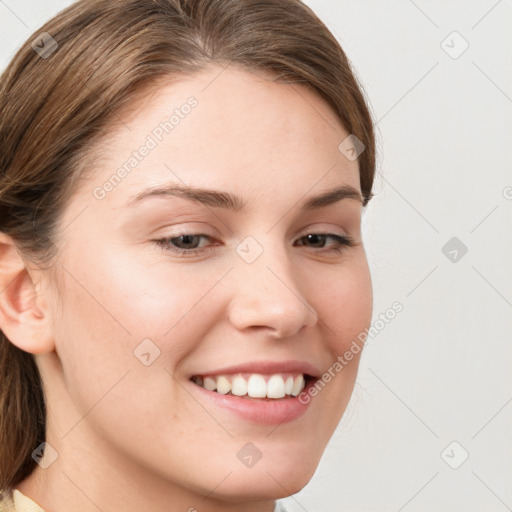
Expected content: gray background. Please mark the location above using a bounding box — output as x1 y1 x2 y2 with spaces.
1 1 511 511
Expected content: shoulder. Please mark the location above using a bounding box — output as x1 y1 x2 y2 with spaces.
0 489 15 512
0 489 45 512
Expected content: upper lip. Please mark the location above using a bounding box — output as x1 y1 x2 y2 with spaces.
190 360 321 379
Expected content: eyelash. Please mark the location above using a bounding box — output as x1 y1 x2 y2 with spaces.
153 232 355 257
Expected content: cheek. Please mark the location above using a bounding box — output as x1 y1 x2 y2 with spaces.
310 255 372 421
53 246 223 389
51 254 221 447
316 253 373 353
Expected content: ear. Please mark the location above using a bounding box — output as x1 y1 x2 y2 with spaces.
0 232 55 354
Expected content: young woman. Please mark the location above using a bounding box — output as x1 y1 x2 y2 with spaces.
0 0 376 510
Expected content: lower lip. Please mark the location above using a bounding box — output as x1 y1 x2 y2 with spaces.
188 380 315 425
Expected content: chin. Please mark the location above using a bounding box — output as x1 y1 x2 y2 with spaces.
212 451 320 502
217 476 313 504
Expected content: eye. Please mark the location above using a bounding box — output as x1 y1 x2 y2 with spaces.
295 233 355 253
154 234 214 257
152 232 355 257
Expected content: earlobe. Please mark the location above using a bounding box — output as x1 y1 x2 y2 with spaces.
0 232 55 354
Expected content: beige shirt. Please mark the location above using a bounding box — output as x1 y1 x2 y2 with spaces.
0 489 45 512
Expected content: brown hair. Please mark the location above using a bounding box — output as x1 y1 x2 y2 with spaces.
0 0 376 494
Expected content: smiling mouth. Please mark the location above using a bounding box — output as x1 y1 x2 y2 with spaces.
190 372 313 399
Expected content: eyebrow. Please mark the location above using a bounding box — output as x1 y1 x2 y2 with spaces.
125 183 363 211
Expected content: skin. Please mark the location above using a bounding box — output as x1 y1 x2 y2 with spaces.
0 63 373 512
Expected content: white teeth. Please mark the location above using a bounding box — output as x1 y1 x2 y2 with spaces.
247 374 267 398
216 376 231 395
291 375 305 396
203 377 216 391
231 375 248 396
285 376 294 395
193 372 309 399
267 375 286 399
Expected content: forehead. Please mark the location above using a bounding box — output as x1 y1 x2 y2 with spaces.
75 64 360 215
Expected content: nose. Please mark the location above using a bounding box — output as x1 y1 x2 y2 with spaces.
227 243 318 339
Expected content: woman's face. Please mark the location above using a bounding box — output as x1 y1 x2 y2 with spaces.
36 64 372 504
